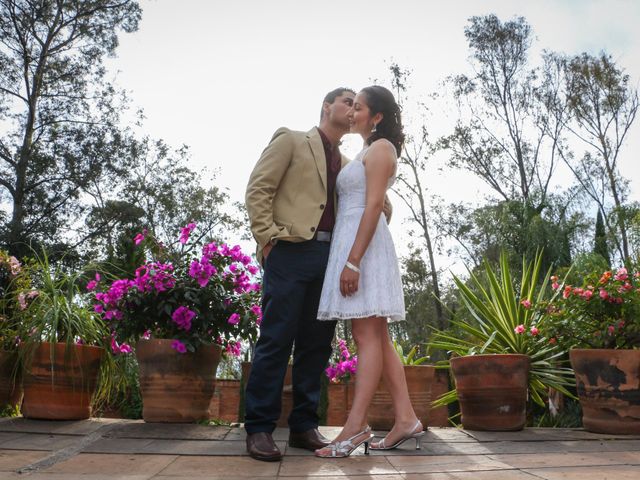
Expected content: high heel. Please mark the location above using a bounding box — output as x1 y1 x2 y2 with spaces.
314 426 374 458
370 420 425 451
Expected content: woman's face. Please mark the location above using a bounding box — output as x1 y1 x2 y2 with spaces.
349 92 379 137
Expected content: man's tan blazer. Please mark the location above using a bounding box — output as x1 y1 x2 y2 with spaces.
246 127 348 263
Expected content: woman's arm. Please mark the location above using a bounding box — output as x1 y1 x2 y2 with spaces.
340 140 396 297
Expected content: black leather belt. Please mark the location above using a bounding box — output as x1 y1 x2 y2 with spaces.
313 231 332 242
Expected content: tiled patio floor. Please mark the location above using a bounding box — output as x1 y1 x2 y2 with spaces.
0 417 638 479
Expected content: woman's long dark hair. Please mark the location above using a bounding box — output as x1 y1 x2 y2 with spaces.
361 85 405 156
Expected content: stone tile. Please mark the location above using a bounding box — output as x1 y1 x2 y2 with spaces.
487 451 635 469
30 475 151 480
106 423 229 441
81 438 156 454
426 439 640 456
0 433 23 447
142 439 286 456
0 449 49 471
0 433 79 451
0 418 116 436
44 453 177 475
277 455 398 477
283 476 405 480
386 454 513 474
464 428 640 442
403 471 539 479
423 428 477 443
523 465 640 479
157 456 280 477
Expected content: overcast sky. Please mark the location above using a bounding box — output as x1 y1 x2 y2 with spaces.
104 0 640 273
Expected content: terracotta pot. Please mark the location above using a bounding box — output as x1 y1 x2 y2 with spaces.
429 368 452 427
22 342 104 420
368 365 435 430
570 348 640 434
210 379 241 422
136 339 222 423
451 354 530 431
0 350 22 410
326 379 355 426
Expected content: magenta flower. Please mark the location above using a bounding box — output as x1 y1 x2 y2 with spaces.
514 324 525 334
172 306 196 331
171 339 187 353
520 299 532 309
179 222 197 244
227 313 240 325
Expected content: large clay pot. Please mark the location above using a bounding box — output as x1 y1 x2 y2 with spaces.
210 379 241 422
22 342 104 420
451 354 530 431
136 339 222 422
368 365 435 430
570 348 640 434
0 350 22 410
326 379 355 426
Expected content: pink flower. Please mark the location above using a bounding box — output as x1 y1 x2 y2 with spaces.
247 264 259 275
134 233 145 245
227 313 240 325
551 282 560 290
8 256 21 275
614 267 628 281
17 293 27 310
514 324 525 334
86 273 100 291
549 337 557 344
171 339 187 353
520 299 532 309
599 288 608 300
582 290 593 300
110 334 132 355
142 330 152 340
562 286 572 299
179 222 197 244
530 326 539 336
172 306 196 331
607 325 615 335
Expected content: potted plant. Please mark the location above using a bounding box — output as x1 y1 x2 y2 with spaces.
16 249 107 420
546 259 640 434
91 223 261 422
428 251 575 431
0 250 25 411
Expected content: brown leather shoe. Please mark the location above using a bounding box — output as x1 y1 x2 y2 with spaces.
288 428 331 450
246 432 282 462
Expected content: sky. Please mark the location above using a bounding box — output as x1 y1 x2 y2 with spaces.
103 0 640 275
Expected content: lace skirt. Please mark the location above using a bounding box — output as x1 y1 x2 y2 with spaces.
317 210 405 322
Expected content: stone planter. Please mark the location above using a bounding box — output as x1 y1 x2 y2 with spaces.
22 342 104 420
451 354 530 431
570 348 640 434
136 339 222 423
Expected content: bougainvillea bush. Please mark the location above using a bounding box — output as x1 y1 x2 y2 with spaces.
90 224 262 355
325 339 357 383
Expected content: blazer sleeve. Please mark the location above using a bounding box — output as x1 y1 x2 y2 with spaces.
245 127 295 250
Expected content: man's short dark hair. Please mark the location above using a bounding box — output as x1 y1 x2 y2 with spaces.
320 87 355 120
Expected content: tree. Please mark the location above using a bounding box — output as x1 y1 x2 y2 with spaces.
593 209 610 266
440 15 567 209
388 64 446 330
561 52 639 264
0 0 141 256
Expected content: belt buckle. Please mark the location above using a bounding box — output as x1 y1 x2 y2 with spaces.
315 231 331 242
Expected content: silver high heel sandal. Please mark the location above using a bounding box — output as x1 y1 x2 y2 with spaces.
370 420 425 451
314 426 373 458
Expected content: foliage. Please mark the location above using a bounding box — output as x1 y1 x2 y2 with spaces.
325 339 357 383
593 210 611 266
392 340 430 365
428 251 575 407
545 264 640 349
0 249 28 350
94 353 142 419
0 0 142 256
90 223 262 354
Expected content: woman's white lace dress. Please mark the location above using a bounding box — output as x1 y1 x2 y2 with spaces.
317 144 405 322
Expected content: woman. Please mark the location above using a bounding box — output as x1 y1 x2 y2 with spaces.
315 86 423 458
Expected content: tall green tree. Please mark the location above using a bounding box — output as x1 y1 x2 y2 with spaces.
0 0 141 256
593 209 610 266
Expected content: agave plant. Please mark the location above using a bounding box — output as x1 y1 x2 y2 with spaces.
429 250 575 407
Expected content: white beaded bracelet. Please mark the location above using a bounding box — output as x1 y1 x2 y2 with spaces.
345 261 361 273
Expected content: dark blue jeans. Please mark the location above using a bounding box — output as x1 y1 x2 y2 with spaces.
244 240 337 434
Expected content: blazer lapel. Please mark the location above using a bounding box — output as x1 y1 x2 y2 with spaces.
307 127 327 192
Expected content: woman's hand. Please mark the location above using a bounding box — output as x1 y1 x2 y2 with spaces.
340 265 360 297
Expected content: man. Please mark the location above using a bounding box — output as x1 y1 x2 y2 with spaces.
244 87 355 461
